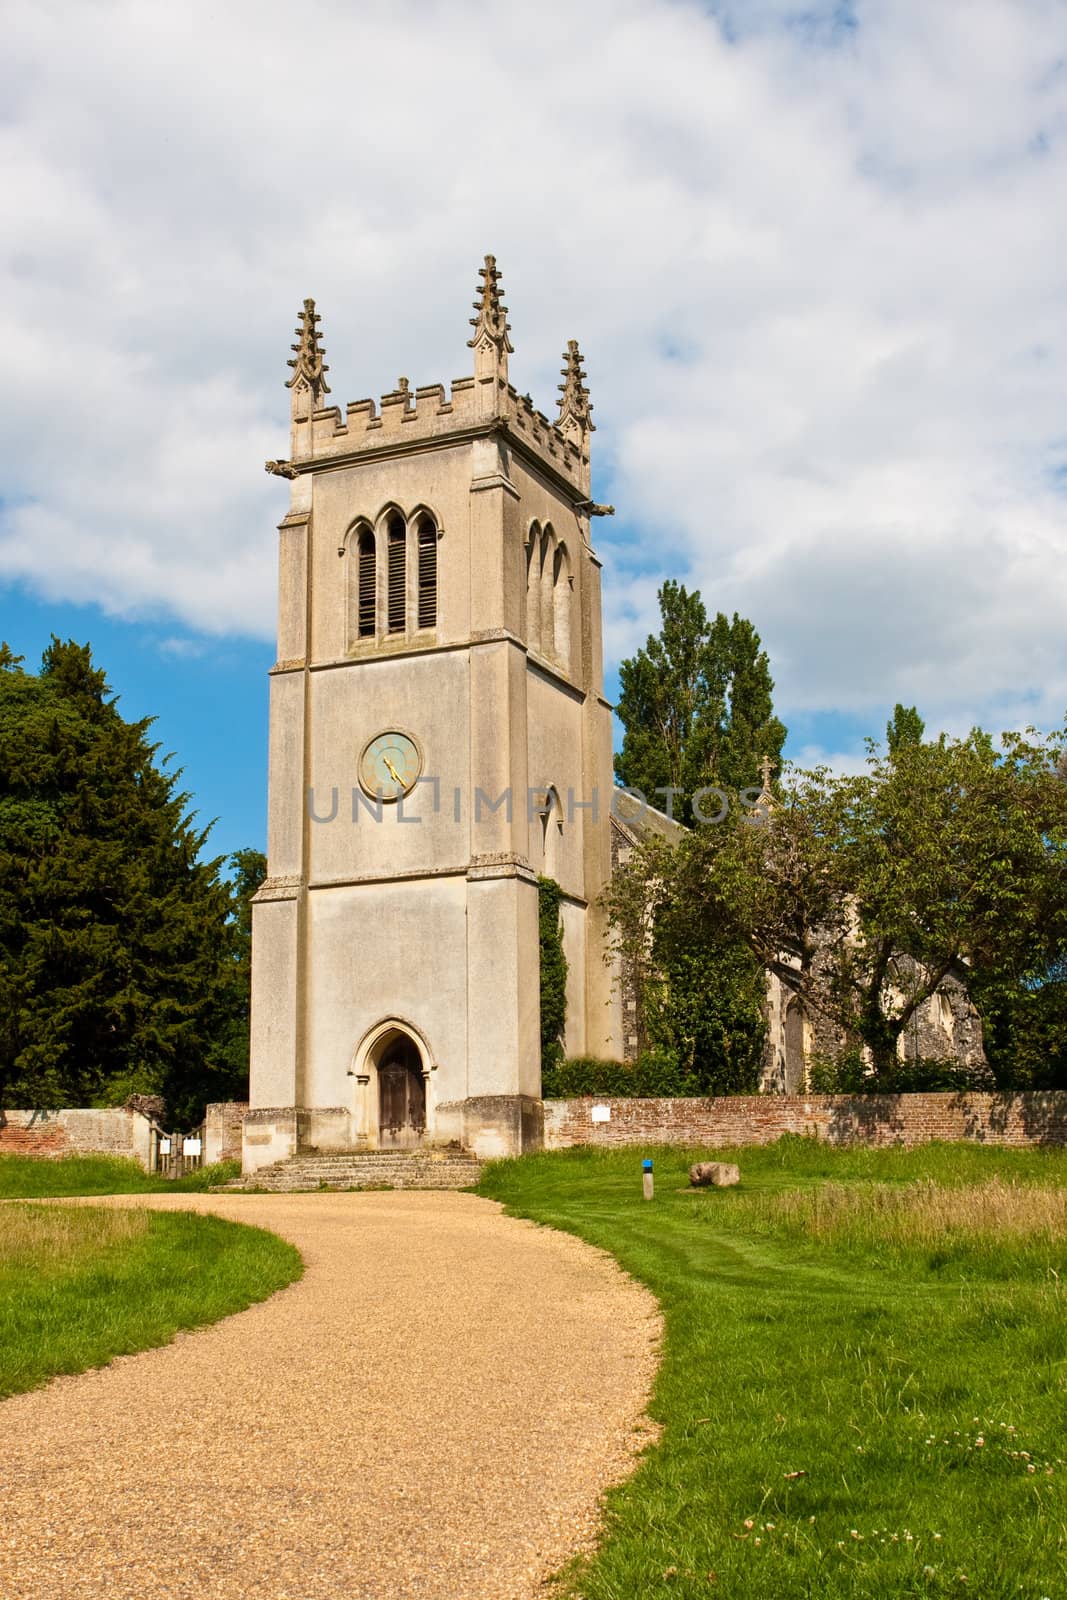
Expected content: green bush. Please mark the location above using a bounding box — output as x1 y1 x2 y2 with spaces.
541 1051 707 1099
808 1050 996 1094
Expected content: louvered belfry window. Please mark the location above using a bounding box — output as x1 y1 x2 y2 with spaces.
357 529 376 638
417 519 437 628
386 515 406 633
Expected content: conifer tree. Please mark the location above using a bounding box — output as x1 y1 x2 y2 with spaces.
0 639 253 1119
614 581 786 822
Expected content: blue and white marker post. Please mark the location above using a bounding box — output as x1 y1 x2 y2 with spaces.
642 1157 654 1201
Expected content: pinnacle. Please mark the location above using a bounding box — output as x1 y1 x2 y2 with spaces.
557 339 594 434
467 253 514 352
286 297 330 398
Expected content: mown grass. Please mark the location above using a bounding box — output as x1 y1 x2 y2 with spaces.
0 1153 241 1197
0 1201 301 1398
479 1139 1067 1600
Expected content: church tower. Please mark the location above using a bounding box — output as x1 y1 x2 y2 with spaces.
245 258 618 1170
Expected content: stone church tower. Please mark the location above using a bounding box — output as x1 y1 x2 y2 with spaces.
245 258 619 1171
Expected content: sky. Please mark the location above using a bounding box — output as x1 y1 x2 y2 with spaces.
2 0 1066 860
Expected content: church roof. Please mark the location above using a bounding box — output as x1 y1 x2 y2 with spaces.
611 786 687 846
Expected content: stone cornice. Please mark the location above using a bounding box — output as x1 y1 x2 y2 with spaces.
269 631 590 702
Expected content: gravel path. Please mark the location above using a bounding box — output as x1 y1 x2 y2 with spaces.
0 1191 660 1600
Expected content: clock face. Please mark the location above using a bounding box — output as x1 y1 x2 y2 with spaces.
358 731 422 802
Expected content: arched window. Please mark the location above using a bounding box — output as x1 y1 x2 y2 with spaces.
783 997 808 1094
357 528 376 639
525 522 541 651
386 514 406 633
417 517 437 629
539 524 555 653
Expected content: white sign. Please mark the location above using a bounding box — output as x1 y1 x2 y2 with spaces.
182 1138 202 1156
591 1104 612 1123
159 1138 171 1155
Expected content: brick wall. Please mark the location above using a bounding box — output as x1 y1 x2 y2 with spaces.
0 1107 155 1167
543 1092 1067 1150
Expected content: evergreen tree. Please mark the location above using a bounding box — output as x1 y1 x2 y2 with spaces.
886 703 925 754
615 581 786 823
164 847 267 1126
0 639 252 1119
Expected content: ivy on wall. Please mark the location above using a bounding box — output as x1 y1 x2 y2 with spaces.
537 876 568 1075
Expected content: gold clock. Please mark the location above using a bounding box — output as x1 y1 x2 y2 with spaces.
358 730 422 801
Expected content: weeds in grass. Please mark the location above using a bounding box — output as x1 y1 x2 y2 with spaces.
715 1176 1067 1277
0 1203 149 1270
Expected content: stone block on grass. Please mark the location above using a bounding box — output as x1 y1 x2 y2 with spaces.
689 1161 740 1188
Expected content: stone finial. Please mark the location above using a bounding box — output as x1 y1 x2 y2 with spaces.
286 298 330 405
467 255 513 386
557 339 594 443
751 755 778 823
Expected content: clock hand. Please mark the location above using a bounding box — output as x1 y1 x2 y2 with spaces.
383 756 403 786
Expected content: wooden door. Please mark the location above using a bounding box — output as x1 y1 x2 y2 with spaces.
378 1041 426 1148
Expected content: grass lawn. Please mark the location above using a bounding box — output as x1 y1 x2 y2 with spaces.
0 1167 301 1398
479 1139 1067 1600
0 1152 241 1197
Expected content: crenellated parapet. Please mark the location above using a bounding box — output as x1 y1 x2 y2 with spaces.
273 256 593 497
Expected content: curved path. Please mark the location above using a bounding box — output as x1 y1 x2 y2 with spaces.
0 1191 660 1600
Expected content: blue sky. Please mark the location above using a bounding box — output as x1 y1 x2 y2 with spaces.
3 0 1066 857
0 588 274 863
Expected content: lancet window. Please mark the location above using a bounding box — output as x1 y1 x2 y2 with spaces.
417 517 437 629
357 529 376 638
386 515 406 633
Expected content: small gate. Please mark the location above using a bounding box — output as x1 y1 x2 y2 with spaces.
153 1123 204 1179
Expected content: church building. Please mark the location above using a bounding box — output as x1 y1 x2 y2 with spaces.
245 258 624 1170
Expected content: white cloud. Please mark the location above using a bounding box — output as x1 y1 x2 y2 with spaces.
1 0 1066 740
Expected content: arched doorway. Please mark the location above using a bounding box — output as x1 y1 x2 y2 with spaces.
783 997 808 1094
377 1033 426 1148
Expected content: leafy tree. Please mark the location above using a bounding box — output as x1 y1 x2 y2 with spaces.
609 724 1067 1087
537 876 568 1075
643 901 767 1094
614 581 786 823
0 639 256 1121
604 832 767 1094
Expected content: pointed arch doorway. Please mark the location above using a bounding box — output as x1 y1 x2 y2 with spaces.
351 1019 434 1150
378 1034 426 1148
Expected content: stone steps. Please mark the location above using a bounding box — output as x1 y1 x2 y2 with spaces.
227 1148 483 1193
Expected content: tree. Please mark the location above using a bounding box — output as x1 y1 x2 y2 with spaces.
0 639 256 1120
615 581 786 823
886 703 925 754
609 723 1067 1086
604 832 767 1094
163 847 267 1126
